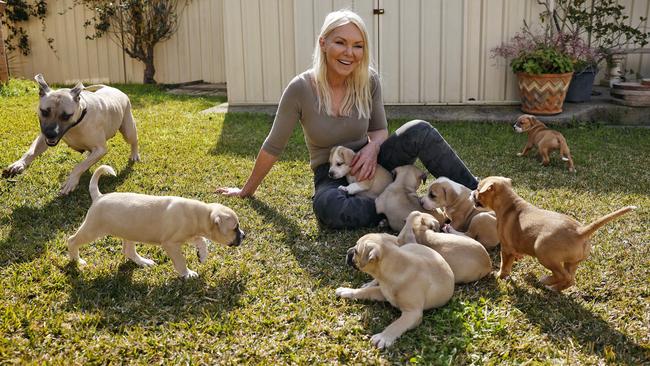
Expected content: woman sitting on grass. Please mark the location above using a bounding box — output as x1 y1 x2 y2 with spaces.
216 9 477 229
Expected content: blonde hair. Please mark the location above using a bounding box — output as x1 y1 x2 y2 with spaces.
312 10 375 119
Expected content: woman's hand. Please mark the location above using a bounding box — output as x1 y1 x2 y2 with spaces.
350 141 380 181
215 187 251 198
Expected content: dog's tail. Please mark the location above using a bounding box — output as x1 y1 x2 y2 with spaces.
90 165 116 202
577 206 637 238
557 136 575 172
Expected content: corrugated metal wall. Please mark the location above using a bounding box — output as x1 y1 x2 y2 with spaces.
224 0 650 105
4 0 649 103
5 0 225 84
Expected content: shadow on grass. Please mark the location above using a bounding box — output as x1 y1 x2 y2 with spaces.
63 261 246 330
0 162 134 267
208 112 308 162
510 275 648 364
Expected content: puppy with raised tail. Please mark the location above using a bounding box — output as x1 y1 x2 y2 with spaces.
421 177 498 249
336 233 454 349
398 211 492 284
514 114 575 172
68 165 245 278
3 74 140 195
474 176 636 291
375 165 429 231
328 145 392 199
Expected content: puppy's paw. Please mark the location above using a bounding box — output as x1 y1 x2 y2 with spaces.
75 258 88 266
182 270 199 279
516 152 524 157
497 271 511 280
136 257 156 267
337 185 349 193
130 152 141 162
60 178 80 195
335 287 357 299
371 332 395 349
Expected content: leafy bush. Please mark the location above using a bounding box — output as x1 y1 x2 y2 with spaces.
510 47 574 74
0 77 39 97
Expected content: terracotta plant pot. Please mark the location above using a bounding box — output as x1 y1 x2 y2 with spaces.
516 72 573 115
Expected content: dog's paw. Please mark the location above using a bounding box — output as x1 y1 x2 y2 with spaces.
360 279 378 288
130 152 141 162
371 332 395 349
497 271 511 280
516 152 524 157
335 287 356 298
182 270 199 279
136 257 156 267
60 178 80 195
337 185 349 193
3 162 26 177
75 258 88 266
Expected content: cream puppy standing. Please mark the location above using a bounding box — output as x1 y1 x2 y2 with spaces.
421 177 499 249
397 211 492 284
3 74 140 195
336 233 454 349
328 146 392 199
68 165 245 278
375 165 428 231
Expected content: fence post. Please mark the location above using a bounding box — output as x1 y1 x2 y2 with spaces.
0 1 8 83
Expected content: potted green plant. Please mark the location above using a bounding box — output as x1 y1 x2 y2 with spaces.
541 0 650 101
492 28 574 115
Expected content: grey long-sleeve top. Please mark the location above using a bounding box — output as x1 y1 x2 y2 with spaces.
261 70 387 170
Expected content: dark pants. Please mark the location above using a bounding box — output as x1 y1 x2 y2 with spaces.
312 120 478 229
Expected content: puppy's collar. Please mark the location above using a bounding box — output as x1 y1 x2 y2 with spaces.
61 108 88 136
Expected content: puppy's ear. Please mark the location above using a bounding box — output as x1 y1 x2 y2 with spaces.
70 82 84 102
367 247 380 263
34 74 51 97
478 182 494 194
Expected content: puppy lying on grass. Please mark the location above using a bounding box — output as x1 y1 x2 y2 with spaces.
514 114 575 172
474 176 636 291
328 145 392 199
398 211 492 284
68 165 245 278
336 233 454 349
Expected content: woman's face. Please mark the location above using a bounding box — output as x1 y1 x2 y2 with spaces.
320 22 365 82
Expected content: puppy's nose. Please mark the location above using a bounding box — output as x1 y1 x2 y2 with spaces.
328 171 335 179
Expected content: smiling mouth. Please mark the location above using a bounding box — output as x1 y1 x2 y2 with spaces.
338 60 353 66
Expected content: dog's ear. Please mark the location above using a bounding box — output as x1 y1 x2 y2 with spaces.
34 74 51 97
367 247 380 263
70 82 84 102
420 172 427 185
478 182 494 194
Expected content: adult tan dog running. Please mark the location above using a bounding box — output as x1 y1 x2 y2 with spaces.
514 114 575 172
3 74 140 195
328 145 392 199
68 165 245 279
336 233 454 349
421 177 499 249
473 176 636 291
398 211 492 284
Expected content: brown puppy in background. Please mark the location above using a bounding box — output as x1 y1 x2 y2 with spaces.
336 233 454 349
473 176 636 291
421 177 498 249
514 114 575 172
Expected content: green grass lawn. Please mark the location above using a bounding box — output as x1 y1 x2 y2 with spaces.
1 80 648 365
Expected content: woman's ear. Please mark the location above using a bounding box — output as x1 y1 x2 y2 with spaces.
319 37 326 50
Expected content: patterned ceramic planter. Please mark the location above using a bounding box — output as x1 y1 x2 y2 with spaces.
516 72 573 115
